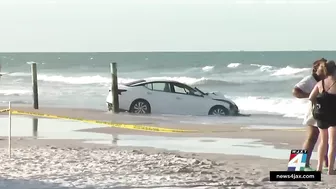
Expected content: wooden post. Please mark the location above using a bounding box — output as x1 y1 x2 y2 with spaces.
31 63 39 109
110 62 119 113
33 118 38 137
8 101 11 158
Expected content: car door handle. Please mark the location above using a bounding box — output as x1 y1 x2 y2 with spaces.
176 97 181 100
147 91 152 95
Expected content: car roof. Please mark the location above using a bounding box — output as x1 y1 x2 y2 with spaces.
124 78 186 86
145 78 183 83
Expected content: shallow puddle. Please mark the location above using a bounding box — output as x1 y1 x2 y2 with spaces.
243 125 303 130
0 115 109 140
84 135 312 160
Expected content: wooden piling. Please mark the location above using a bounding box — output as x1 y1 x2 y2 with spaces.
31 63 39 109
110 62 119 113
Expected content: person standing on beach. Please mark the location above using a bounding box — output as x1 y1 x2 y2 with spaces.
309 60 336 174
292 58 328 170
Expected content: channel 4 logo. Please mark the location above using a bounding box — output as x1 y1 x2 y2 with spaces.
287 149 307 171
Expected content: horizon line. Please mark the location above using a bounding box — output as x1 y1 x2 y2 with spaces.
1 50 336 53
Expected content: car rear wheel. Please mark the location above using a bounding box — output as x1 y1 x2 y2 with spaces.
129 99 151 114
208 105 229 116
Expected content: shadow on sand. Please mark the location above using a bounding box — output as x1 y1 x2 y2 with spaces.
0 177 143 189
0 178 218 189
0 177 89 189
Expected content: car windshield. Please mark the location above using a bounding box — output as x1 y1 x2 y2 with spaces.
194 87 206 95
124 79 146 86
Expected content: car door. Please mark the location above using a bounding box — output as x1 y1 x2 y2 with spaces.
170 82 211 115
142 82 177 115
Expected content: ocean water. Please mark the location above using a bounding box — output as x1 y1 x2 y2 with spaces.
0 51 334 119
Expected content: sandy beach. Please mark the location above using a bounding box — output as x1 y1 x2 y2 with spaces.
0 106 332 188
2 2 336 188
0 140 330 189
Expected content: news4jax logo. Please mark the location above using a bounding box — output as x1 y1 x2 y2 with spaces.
287 149 308 171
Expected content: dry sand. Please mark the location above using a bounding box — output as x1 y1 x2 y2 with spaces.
0 106 332 188
0 138 331 189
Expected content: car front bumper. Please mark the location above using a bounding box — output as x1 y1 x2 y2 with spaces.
230 104 240 116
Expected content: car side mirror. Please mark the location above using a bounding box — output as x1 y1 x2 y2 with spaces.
194 91 203 97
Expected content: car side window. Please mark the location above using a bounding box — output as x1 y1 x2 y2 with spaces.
143 83 153 90
152 82 171 92
173 84 194 95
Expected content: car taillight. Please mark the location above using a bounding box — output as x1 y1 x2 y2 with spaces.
109 89 127 94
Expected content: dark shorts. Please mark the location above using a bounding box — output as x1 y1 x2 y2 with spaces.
317 120 336 129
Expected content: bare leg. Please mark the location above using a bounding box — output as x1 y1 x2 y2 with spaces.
317 128 328 172
328 126 336 175
325 144 329 168
302 125 319 167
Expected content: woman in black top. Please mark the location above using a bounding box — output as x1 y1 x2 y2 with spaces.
309 60 336 174
293 58 327 169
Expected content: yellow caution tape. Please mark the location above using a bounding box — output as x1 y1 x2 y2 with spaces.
1 109 304 133
0 109 9 113
9 110 196 133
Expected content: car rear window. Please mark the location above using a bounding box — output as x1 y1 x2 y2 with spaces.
124 79 146 86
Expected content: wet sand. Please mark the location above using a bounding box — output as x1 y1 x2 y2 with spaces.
0 106 303 132
0 106 331 188
0 106 307 150
0 106 307 151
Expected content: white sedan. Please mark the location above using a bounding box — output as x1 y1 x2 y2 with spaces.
106 79 240 116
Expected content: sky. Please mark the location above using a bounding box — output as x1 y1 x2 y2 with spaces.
0 0 335 52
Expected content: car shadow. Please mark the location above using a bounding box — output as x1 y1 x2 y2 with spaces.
235 113 251 117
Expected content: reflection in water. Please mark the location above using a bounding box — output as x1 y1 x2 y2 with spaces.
0 115 108 139
33 118 38 137
112 134 118 146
